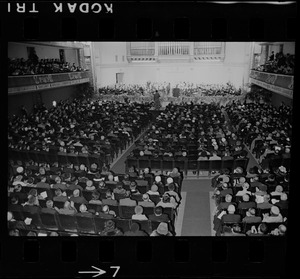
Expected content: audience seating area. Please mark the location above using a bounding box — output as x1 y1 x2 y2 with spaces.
125 102 249 176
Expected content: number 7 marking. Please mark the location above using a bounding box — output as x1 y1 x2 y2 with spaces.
110 266 120 277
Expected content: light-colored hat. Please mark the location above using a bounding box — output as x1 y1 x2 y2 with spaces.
134 205 143 214
155 176 161 183
228 204 235 213
271 206 280 216
167 177 173 184
151 185 158 192
156 222 168 235
16 166 24 173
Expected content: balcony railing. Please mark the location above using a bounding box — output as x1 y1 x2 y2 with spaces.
158 42 190 56
249 69 293 99
194 47 222 55
8 71 90 94
130 48 155 56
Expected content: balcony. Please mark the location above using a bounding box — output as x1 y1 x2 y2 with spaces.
8 71 90 95
249 70 293 99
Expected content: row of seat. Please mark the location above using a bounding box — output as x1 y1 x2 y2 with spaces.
8 211 173 235
125 157 249 176
9 203 175 223
221 221 287 235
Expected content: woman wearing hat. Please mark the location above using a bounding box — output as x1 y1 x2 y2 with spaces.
99 220 123 236
150 222 173 236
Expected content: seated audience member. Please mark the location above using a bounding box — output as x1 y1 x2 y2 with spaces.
246 223 269 236
22 195 40 213
36 176 50 189
215 182 233 197
99 220 123 236
67 177 84 191
55 201 77 215
77 204 93 217
85 180 96 191
272 193 288 209
97 205 116 218
256 194 273 209
124 222 149 236
270 224 287 236
242 208 262 223
52 176 67 191
132 205 148 220
234 176 246 187
164 183 181 203
101 190 118 206
113 183 128 196
138 194 155 207
119 196 137 206
222 223 246 236
235 182 252 196
156 194 178 209
148 206 170 222
53 188 68 202
238 194 256 209
220 205 241 224
169 167 181 178
262 206 283 223
150 222 173 236
147 184 160 196
69 189 88 204
88 191 102 205
217 194 235 210
270 185 285 197
129 181 141 195
41 200 57 214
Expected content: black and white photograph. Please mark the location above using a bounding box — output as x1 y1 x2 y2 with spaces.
7 41 294 237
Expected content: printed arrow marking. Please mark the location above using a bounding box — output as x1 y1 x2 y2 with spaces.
79 266 106 278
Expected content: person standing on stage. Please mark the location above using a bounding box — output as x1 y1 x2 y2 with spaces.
153 90 161 110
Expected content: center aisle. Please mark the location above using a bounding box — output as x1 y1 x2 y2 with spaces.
180 179 213 236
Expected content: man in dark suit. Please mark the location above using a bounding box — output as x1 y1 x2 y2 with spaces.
148 206 170 222
221 205 241 224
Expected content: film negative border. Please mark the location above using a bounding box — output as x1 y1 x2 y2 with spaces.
1 1 297 278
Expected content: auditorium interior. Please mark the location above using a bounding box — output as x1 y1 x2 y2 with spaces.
7 41 294 237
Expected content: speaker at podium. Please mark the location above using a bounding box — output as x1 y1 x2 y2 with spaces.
173 88 180 97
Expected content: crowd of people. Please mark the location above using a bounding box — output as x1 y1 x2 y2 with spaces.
8 162 182 236
225 100 292 170
254 51 295 75
211 165 288 236
98 82 242 98
8 57 87 76
8 98 152 168
130 102 247 163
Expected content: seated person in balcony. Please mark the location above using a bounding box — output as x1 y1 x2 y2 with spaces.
132 205 148 221
148 206 170 223
97 205 116 219
138 194 155 208
113 183 128 197
242 208 262 223
169 167 181 178
77 204 93 217
128 181 141 196
262 206 283 223
124 222 149 236
55 200 77 215
198 150 211 160
69 189 88 204
102 190 118 206
270 185 285 197
36 176 50 189
52 176 67 191
99 220 123 236
150 222 173 236
53 188 68 203
119 195 137 207
214 182 233 198
67 177 84 191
